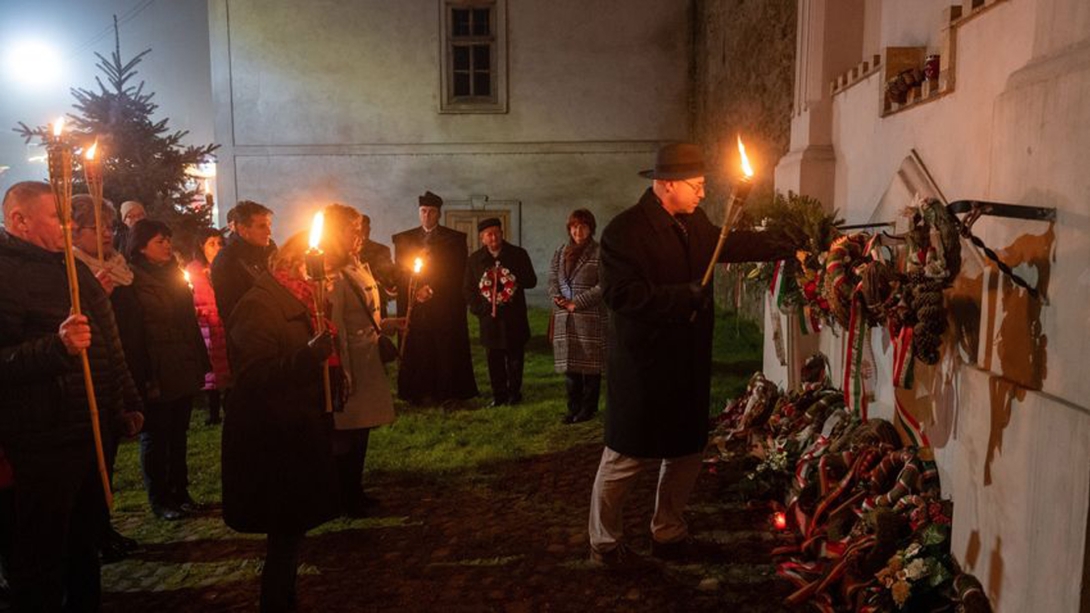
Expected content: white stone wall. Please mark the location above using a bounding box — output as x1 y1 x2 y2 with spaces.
208 0 691 281
774 0 1090 609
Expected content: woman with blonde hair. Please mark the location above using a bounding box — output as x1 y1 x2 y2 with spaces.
221 231 340 612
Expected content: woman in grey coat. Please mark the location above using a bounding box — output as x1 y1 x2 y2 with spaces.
548 209 607 423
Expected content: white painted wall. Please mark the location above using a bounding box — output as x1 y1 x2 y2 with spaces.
775 1 1090 609
208 0 691 281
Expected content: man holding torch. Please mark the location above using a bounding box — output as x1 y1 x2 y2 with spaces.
0 181 143 609
587 143 790 565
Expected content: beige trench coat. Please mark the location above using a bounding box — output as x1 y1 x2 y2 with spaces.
330 263 396 431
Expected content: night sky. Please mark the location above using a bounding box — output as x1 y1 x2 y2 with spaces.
0 0 213 193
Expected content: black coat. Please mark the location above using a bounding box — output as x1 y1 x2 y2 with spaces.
0 230 142 451
391 225 478 401
130 260 210 403
601 188 789 458
222 273 339 534
464 242 538 349
210 235 275 326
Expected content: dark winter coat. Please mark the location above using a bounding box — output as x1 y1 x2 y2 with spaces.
391 225 478 402
601 188 790 458
548 239 607 374
131 260 210 403
0 230 142 451
210 234 275 326
359 239 396 316
464 241 538 349
221 273 339 534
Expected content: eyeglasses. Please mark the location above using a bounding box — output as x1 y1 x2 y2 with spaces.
680 180 705 195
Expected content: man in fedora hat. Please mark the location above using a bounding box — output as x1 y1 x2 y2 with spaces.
463 218 537 407
587 142 790 565
391 191 478 405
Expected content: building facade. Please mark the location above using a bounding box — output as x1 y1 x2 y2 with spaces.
208 0 692 279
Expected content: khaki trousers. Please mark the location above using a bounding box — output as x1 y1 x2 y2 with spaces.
587 447 703 553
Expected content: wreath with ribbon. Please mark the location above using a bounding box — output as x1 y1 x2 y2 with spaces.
479 265 517 305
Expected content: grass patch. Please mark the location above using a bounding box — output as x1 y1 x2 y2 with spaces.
111 306 763 533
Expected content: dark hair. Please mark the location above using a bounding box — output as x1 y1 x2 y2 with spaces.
360 214 371 226
226 206 238 224
233 200 273 227
567 209 597 236
191 226 224 266
127 219 173 263
71 194 117 231
2 181 52 216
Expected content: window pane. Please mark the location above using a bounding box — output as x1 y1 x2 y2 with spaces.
452 8 470 37
473 71 491 97
472 44 490 71
454 72 471 97
472 9 491 36
453 46 470 70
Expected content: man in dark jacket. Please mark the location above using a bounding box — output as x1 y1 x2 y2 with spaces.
392 191 478 405
464 218 537 406
358 214 397 317
211 200 276 326
0 181 143 609
587 144 789 565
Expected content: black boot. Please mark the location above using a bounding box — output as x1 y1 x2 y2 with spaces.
563 373 582 423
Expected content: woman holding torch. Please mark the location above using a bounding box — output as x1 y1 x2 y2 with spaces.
221 232 340 612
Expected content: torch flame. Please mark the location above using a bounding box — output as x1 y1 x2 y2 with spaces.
413 257 423 274
85 140 98 160
52 116 65 137
203 179 211 195
308 211 325 250
183 270 192 286
737 135 754 179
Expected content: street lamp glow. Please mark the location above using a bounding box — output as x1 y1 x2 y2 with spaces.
5 40 63 88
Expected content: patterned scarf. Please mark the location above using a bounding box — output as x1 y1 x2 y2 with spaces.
74 248 135 286
563 239 590 276
272 269 340 366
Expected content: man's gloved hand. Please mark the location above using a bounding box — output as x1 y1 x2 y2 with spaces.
688 282 713 312
307 331 335 362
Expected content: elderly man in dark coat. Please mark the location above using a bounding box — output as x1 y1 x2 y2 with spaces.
587 144 789 565
464 218 537 406
0 181 143 609
391 191 478 405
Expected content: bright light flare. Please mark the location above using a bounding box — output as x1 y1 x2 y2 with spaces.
308 211 325 250
183 270 192 288
737 136 754 179
772 511 787 531
413 257 423 274
52 116 65 138
85 140 98 160
5 40 63 88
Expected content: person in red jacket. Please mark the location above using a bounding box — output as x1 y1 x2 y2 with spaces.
186 227 232 425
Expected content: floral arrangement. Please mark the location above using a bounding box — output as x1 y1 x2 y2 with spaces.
707 357 991 613
478 265 517 306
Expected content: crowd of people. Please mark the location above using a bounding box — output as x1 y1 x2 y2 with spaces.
0 142 789 611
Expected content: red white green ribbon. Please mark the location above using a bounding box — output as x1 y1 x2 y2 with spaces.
842 296 869 421
891 326 930 447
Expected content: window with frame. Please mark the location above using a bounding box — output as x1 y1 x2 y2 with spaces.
440 0 507 113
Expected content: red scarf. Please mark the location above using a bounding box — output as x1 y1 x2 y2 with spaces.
272 270 341 366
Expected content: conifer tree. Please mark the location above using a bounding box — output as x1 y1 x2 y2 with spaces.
16 17 218 252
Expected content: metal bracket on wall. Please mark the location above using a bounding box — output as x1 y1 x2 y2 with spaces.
946 200 1056 303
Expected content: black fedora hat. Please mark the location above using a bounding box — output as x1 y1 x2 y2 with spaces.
638 143 706 180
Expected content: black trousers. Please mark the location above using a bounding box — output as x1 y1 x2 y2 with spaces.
565 372 602 417
333 429 371 512
485 345 525 402
6 444 107 612
261 531 304 613
140 396 194 508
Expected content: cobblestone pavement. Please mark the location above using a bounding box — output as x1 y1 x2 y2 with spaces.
102 442 792 612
